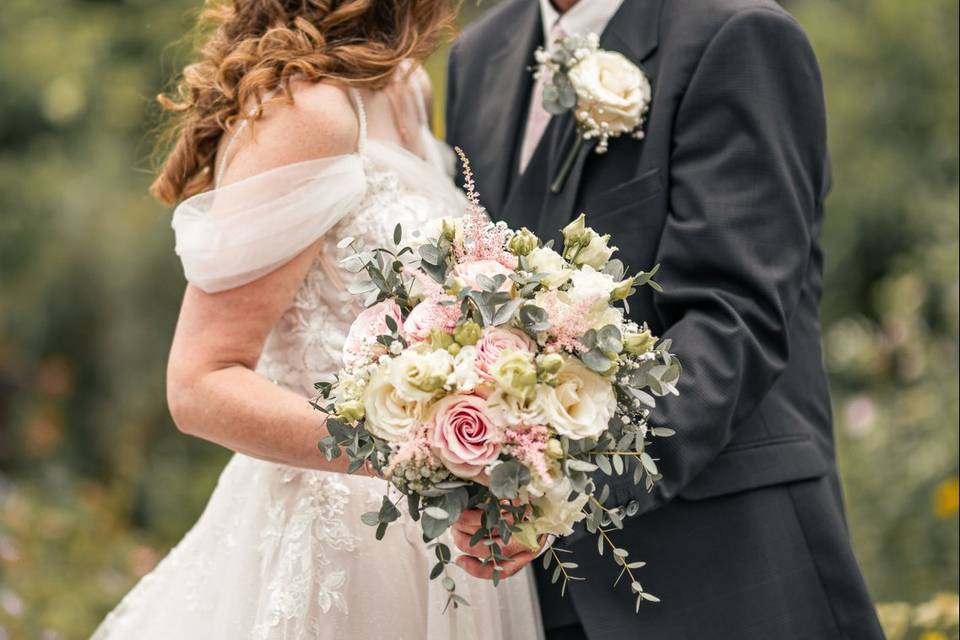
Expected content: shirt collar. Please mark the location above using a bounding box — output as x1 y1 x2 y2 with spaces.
539 0 625 48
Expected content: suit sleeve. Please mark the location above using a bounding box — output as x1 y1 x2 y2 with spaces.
601 9 829 517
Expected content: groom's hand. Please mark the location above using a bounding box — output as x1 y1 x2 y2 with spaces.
451 509 543 580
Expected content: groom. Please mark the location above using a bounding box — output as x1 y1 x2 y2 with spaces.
446 0 885 638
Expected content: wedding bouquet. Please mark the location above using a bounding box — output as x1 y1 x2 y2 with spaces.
313 150 682 612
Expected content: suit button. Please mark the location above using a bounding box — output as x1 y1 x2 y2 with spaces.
625 500 640 517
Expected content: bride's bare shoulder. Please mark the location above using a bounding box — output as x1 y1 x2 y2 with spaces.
220 81 360 184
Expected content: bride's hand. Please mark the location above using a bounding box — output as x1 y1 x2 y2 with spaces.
450 508 546 580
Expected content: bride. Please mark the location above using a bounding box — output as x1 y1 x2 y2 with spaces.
92 1 543 638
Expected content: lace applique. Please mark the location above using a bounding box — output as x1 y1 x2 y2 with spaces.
253 471 357 639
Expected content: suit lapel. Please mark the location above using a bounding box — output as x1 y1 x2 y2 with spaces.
471 1 542 219
534 0 664 240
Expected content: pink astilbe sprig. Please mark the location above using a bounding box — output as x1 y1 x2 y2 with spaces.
385 423 436 476
505 425 551 484
453 147 518 270
539 292 603 353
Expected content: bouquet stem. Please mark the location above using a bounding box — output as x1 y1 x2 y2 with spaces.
551 135 584 194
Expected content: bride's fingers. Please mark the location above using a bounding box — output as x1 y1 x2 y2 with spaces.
454 550 537 580
453 508 484 531
451 527 532 560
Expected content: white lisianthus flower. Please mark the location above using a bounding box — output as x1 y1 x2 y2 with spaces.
568 49 651 137
420 216 463 246
388 345 454 403
587 303 625 332
526 246 572 289
530 477 589 536
539 358 616 440
363 363 423 442
447 345 480 392
568 265 616 303
561 214 616 269
522 459 564 499
487 385 548 429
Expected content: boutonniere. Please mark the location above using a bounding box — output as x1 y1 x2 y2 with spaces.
535 33 652 193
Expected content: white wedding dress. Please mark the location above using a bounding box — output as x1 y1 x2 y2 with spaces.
92 80 545 640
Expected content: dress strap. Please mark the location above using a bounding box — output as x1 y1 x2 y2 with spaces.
215 87 280 189
348 87 368 156
407 68 430 127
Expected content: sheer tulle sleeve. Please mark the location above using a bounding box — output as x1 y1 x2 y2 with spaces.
171 155 366 293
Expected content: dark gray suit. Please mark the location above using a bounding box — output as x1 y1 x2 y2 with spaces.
446 0 884 638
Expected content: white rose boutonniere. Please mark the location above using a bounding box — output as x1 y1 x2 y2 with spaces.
535 33 652 192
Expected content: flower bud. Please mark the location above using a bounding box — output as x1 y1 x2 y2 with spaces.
454 320 483 346
446 342 461 356
429 329 454 350
623 330 656 355
336 399 365 423
545 438 564 459
610 276 636 301
537 352 565 375
440 217 457 242
508 227 539 256
561 213 589 250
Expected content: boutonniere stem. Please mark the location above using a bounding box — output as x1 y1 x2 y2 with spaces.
551 136 584 194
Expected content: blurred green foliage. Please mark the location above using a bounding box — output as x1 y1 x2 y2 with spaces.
0 0 956 638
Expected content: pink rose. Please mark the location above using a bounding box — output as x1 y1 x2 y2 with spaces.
428 394 502 479
403 297 460 342
454 259 514 292
343 300 403 368
475 327 535 380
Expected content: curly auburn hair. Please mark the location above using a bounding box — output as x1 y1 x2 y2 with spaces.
151 0 458 205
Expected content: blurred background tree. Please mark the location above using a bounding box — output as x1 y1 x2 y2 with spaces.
0 0 956 638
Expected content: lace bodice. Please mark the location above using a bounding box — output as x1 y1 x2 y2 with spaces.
256 145 465 395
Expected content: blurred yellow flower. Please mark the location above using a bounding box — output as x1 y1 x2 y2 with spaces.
933 477 960 518
917 632 946 640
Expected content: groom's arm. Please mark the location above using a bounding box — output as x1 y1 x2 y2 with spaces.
600 8 829 520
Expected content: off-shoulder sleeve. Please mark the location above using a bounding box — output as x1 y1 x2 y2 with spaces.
171 155 366 293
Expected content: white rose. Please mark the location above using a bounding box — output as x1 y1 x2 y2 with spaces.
568 50 651 136
363 364 423 442
447 345 481 392
388 346 453 403
568 265 616 303
526 246 572 288
539 357 616 440
530 476 589 536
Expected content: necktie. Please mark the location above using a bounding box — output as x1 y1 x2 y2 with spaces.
519 24 566 174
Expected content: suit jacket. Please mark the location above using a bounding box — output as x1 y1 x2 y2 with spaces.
447 1 884 638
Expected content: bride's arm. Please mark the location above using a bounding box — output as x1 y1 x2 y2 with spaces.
166 82 362 472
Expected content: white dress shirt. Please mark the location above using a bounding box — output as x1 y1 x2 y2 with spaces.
518 0 625 173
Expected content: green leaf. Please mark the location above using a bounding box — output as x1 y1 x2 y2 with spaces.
581 348 613 373
423 506 450 520
492 298 523 326
489 461 531 500
361 511 380 527
640 452 659 475
393 223 402 245
384 314 398 333
597 324 623 353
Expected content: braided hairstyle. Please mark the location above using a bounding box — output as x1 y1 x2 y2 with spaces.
151 0 457 204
